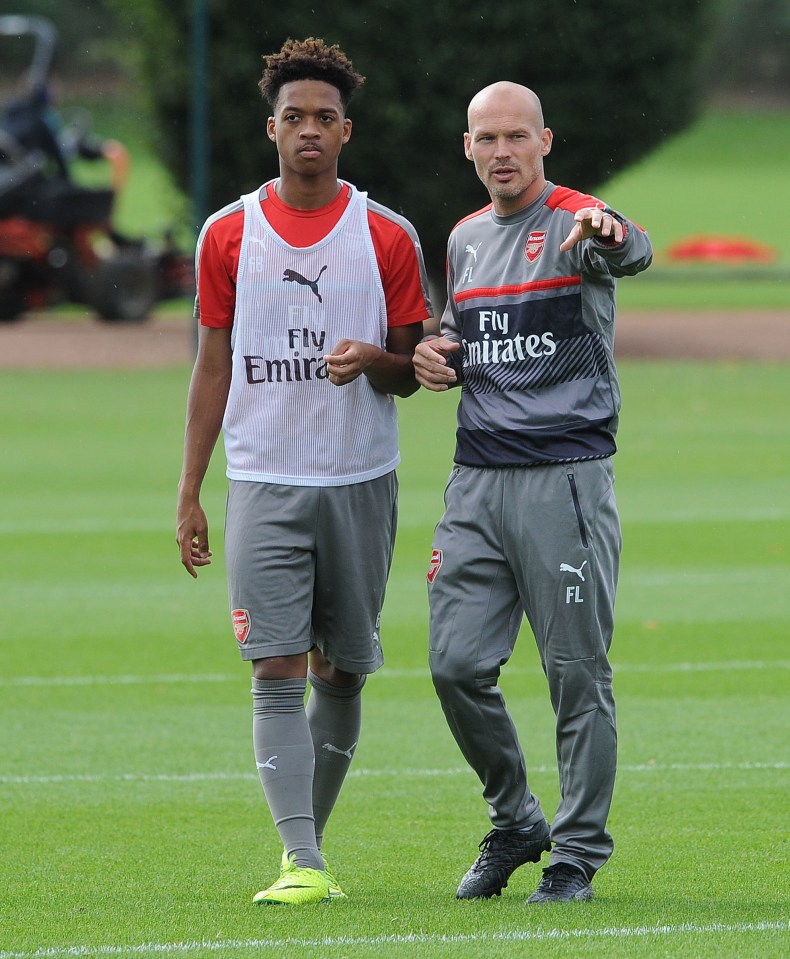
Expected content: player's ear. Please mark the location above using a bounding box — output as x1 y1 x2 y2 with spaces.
342 117 352 144
463 132 473 161
541 127 553 157
266 117 276 143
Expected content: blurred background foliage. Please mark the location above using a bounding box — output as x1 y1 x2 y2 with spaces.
98 0 718 270
1 0 788 284
4 0 788 92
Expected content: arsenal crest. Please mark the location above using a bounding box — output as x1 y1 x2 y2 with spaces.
426 548 443 584
525 231 546 262
232 608 251 644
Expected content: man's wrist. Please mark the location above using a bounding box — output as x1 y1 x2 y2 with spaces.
594 211 627 246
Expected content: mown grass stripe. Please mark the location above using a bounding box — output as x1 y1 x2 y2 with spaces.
1 761 786 786
2 660 788 688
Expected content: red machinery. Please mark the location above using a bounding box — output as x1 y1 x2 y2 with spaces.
0 14 194 322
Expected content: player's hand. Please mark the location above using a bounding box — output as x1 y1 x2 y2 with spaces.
413 336 460 392
324 338 375 386
177 499 212 578
560 208 623 252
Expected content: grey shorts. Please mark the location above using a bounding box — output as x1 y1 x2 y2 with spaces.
224 472 397 672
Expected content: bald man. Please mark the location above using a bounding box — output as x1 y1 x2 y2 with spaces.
414 82 652 904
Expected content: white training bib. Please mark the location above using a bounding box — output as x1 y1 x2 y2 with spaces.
223 181 399 486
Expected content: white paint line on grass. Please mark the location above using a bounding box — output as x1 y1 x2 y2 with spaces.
0 673 241 688
3 504 788 535
2 659 789 688
2 502 787 534
0 920 787 959
615 659 790 674
623 568 790 587
0 520 169 535
622 507 790 523
1 760 786 787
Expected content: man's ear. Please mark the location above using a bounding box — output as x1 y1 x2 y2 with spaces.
463 132 473 161
541 127 553 157
266 116 276 143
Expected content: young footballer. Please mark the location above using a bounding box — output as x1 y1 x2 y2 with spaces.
177 37 431 906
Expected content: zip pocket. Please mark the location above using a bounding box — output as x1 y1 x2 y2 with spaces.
442 466 462 508
567 473 589 548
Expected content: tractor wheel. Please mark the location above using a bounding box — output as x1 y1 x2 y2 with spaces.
0 260 27 321
0 287 26 321
91 251 159 323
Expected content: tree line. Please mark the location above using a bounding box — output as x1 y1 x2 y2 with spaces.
3 0 787 276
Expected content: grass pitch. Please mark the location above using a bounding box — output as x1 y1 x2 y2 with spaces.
1 360 788 958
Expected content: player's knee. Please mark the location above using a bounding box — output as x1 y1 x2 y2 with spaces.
309 654 362 689
251 653 307 681
549 656 608 719
430 649 482 704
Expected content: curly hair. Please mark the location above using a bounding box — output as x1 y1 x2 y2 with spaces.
259 38 365 110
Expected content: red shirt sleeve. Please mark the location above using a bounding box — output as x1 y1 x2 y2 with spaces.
367 209 432 328
196 207 243 329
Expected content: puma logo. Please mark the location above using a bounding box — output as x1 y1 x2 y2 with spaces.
322 741 357 760
560 561 588 582
256 756 278 771
464 242 482 261
283 266 328 302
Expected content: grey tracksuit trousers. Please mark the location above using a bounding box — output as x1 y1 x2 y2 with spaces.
428 458 620 880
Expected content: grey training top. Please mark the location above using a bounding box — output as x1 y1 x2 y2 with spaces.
440 181 653 467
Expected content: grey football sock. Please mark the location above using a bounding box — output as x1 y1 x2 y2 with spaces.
306 669 365 849
251 677 323 871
